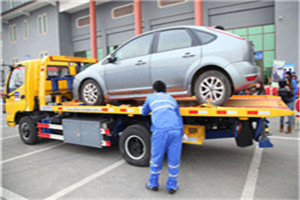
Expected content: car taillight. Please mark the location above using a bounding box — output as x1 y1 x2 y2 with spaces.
245 75 257 81
206 27 245 40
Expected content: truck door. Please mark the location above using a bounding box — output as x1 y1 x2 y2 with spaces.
5 66 26 125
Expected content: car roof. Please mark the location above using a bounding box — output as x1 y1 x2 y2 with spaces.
139 25 206 36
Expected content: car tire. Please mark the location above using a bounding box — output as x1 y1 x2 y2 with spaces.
19 116 38 145
194 70 232 106
119 124 151 166
80 79 104 105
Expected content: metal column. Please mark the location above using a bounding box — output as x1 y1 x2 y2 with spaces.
89 0 97 59
194 0 203 26
134 0 142 35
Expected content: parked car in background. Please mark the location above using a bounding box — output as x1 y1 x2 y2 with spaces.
73 26 260 106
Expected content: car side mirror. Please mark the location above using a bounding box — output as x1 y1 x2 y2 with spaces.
107 55 117 63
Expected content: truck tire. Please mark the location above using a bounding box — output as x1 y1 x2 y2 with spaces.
19 116 38 145
119 124 151 166
80 79 104 106
235 120 254 147
194 70 232 106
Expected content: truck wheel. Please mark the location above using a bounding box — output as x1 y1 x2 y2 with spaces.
235 120 254 147
80 79 104 105
19 116 38 145
119 124 151 166
194 70 231 106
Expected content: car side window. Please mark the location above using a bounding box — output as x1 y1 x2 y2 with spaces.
192 30 216 45
157 29 192 52
115 34 154 61
8 66 25 93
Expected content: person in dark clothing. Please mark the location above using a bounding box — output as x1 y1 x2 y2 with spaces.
278 77 294 133
292 72 297 81
249 81 265 95
248 81 270 134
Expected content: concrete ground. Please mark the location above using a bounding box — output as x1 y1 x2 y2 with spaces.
1 114 299 200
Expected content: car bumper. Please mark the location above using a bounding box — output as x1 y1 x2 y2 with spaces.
224 61 261 92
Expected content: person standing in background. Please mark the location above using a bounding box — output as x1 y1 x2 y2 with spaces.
278 77 295 133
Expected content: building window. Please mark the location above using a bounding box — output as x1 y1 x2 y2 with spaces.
97 49 103 60
24 20 28 39
108 46 118 54
38 14 47 35
112 4 134 19
40 51 48 58
9 24 17 43
76 15 90 28
158 0 188 8
74 51 89 58
9 0 15 9
227 24 275 83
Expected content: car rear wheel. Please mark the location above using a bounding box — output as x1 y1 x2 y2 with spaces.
194 70 231 106
80 79 104 105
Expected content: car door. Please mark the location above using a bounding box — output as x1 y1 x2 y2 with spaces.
150 28 202 91
5 66 26 124
104 33 154 95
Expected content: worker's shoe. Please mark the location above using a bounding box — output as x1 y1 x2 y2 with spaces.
285 126 292 134
168 189 177 194
280 125 284 132
145 184 159 192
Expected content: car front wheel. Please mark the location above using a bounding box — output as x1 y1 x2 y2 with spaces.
194 70 232 106
80 79 104 105
19 116 38 145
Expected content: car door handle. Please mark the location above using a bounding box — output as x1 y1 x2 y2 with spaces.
135 60 146 65
182 52 195 58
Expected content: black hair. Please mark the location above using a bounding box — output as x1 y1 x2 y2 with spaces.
285 71 292 76
215 25 225 30
153 80 166 93
279 80 286 88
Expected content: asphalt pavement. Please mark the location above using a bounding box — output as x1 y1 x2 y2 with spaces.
1 114 299 199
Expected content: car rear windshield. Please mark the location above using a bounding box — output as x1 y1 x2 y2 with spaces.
192 29 216 45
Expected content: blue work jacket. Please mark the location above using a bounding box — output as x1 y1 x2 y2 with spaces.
291 79 298 101
142 92 183 132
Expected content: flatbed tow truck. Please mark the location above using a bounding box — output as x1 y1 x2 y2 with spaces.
4 56 294 166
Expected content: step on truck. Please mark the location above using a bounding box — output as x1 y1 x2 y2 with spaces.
3 56 294 166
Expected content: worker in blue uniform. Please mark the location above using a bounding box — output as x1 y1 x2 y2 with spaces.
142 80 183 194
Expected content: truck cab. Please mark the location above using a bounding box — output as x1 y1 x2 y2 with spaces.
4 56 97 127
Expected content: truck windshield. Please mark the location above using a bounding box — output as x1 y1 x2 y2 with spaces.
8 66 25 93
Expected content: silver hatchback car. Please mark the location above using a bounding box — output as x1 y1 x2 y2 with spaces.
73 26 260 106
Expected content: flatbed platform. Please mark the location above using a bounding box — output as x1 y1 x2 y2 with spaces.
40 95 294 118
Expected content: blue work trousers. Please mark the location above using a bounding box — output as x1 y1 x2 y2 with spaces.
148 129 182 190
280 101 294 127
